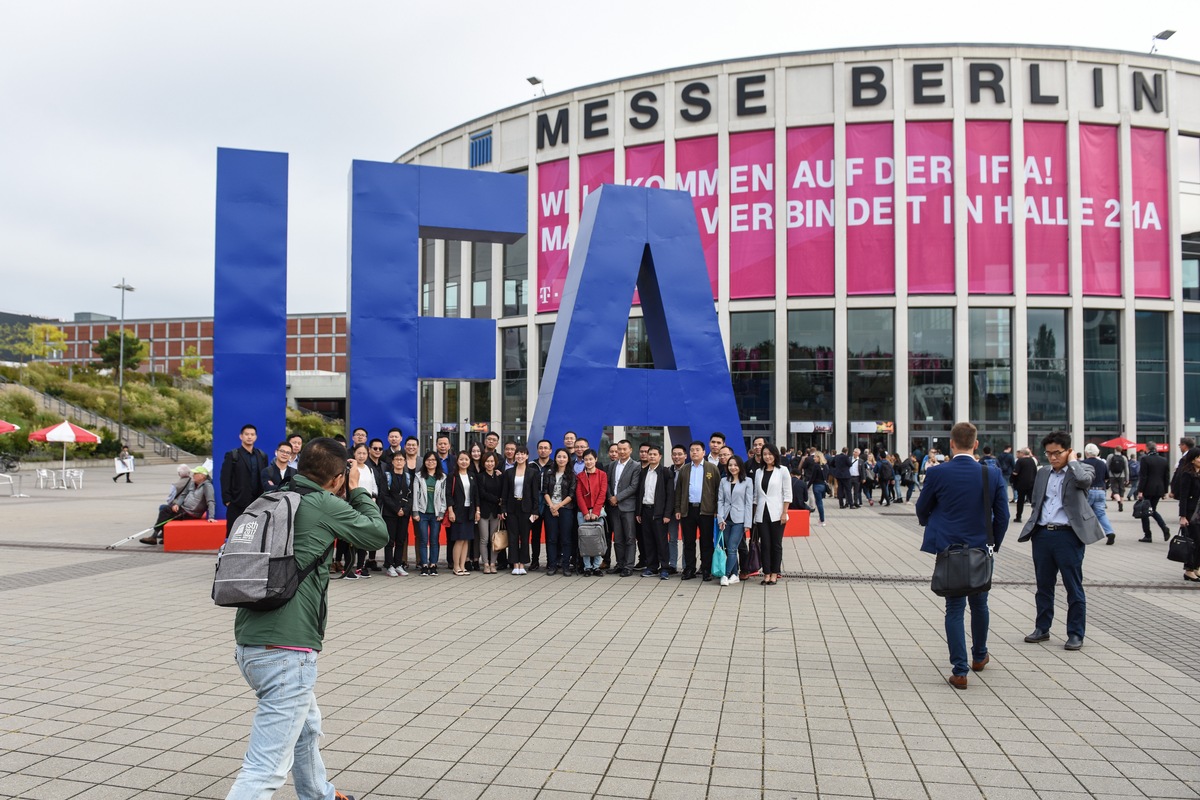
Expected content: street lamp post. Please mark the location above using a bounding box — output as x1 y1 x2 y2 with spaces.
113 279 135 444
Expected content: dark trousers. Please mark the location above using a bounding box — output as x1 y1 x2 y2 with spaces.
384 514 408 568
507 511 532 564
610 508 637 569
544 510 575 570
640 505 668 571
530 514 545 565
679 504 714 574
1141 495 1169 535
1031 526 1087 639
837 479 850 507
848 477 862 506
225 503 248 537
758 509 785 574
1015 487 1033 520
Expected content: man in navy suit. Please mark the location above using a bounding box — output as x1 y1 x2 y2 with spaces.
916 421 1010 690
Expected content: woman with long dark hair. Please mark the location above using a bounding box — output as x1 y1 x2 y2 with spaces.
753 443 792 586
541 447 577 575
446 450 476 576
502 446 540 574
716 454 752 586
1176 448 1200 582
411 451 447 576
474 452 504 574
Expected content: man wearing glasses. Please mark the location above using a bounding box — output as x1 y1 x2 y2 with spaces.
1017 432 1104 651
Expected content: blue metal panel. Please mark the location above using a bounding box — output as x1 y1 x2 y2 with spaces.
213 148 289 517
529 184 745 451
347 162 526 440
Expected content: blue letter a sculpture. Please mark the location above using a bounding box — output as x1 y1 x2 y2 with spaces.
530 184 745 450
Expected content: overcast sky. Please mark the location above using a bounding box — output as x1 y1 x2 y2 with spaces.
1 0 1196 322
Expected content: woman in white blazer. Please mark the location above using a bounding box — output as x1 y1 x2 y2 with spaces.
753 443 792 585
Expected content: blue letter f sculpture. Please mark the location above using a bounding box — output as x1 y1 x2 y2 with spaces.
530 184 745 450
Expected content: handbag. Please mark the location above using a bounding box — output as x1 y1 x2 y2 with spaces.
1131 498 1151 519
1167 530 1195 564
711 520 727 577
930 464 995 598
743 527 762 576
492 519 509 551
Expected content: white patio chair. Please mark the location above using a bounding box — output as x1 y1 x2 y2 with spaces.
64 469 84 489
36 469 60 489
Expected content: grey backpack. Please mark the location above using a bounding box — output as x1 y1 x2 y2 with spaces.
212 484 331 610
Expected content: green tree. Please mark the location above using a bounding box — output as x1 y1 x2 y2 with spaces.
93 329 144 371
177 346 207 386
0 323 67 363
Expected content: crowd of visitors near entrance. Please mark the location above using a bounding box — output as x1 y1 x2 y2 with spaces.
179 423 1200 587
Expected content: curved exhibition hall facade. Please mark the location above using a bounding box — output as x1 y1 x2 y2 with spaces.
399 44 1200 457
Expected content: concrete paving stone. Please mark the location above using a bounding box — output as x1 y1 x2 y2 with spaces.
811 773 872 796
420 779 489 800
1130 779 1200 798
595 775 655 796
868 778 933 800
373 773 439 797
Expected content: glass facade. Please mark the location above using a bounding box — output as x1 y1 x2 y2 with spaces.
909 308 954 425
1135 310 1168 442
787 310 834 424
625 318 653 368
443 381 460 428
846 309 895 424
471 243 492 319
471 381 491 432
444 241 462 318
968 309 1013 447
503 236 528 317
1083 309 1121 437
420 239 434 317
1186 314 1200 434
501 326 528 442
538 323 554 381
1027 308 1069 446
730 312 774 442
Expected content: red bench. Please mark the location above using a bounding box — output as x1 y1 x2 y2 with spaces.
164 519 226 551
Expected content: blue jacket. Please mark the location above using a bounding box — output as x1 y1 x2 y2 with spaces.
916 454 1010 554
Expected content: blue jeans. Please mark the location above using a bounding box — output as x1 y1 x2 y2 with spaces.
416 512 440 565
667 518 680 568
811 483 826 522
544 508 575 569
227 645 336 800
1032 526 1087 639
723 522 743 577
1087 489 1114 535
945 593 989 677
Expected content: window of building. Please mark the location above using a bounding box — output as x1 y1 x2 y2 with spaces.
1027 309 1069 447
503 237 528 317
730 312 774 443
501 326 527 442
538 323 555 381
786 309 834 424
472 243 492 318
1083 308 1120 436
909 308 955 424
1135 310 1168 441
626 318 653 368
968 308 1013 451
443 380 460 429
846 309 895 431
420 239 434 316
1181 135 1200 300
1185 315 1200 434
444 241 462 318
471 381 492 433
469 130 493 168
420 380 434 450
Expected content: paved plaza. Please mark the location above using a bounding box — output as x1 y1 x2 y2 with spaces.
1 464 1198 800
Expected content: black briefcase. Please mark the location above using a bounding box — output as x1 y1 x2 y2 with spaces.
930 464 996 598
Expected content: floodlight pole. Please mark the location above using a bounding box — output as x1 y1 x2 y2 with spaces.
114 279 135 445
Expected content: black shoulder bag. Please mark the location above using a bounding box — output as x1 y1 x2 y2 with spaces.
930 464 995 598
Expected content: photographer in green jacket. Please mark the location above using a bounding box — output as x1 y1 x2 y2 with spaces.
226 437 387 800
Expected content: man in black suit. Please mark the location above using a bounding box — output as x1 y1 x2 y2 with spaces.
219 423 269 537
1136 442 1172 542
1170 437 1196 500
832 447 852 508
636 445 672 579
1011 448 1038 523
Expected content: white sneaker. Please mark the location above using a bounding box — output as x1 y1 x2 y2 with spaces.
519 567 528 575
513 568 521 575
395 565 408 576
729 574 739 584
386 566 398 577
719 576 729 586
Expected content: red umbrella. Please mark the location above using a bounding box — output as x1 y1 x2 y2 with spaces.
1099 436 1139 451
28 421 102 475
0 420 19 434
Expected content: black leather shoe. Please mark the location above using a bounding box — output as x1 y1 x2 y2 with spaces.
606 566 622 574
681 570 696 580
620 569 632 577
1138 536 1153 542
1064 635 1083 651
702 573 712 582
1106 534 1115 545
1024 629 1050 643
1163 529 1171 541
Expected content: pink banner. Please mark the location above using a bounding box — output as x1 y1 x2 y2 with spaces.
905 121 954 294
966 121 1013 294
1023 122 1069 294
578 150 614 217
845 123 895 295
786 126 835 296
1131 128 1170 298
674 136 719 298
625 143 666 189
1079 124 1121 295
728 130 776 299
536 159 570 313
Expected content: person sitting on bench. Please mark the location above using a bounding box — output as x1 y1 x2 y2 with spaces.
141 466 218 544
